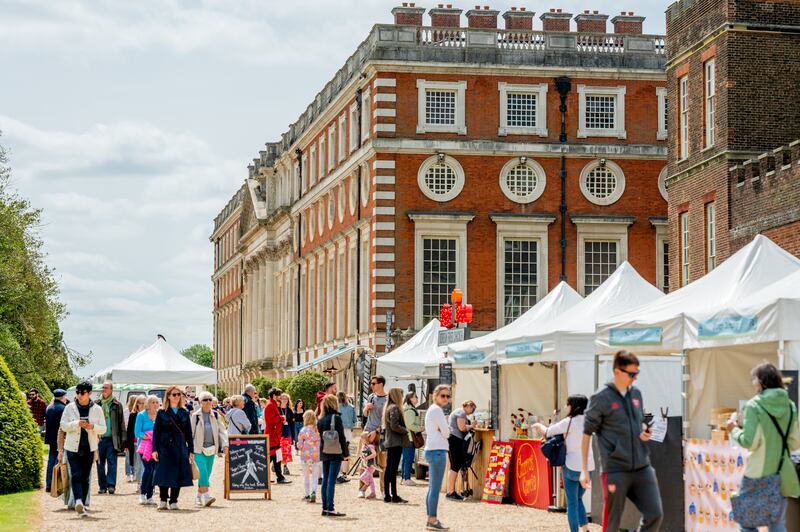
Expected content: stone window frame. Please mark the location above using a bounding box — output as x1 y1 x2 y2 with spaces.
317 200 324 236
656 87 667 141
309 146 317 184
499 157 547 204
318 137 326 178
358 228 370 332
308 260 316 346
491 214 554 328
409 213 473 329
326 250 335 341
316 253 325 344
337 182 346 223
327 194 335 230
680 211 690 287
308 206 315 242
349 103 359 153
417 154 466 203
361 89 371 142
336 244 346 340
658 166 668 202
347 236 357 335
577 85 627 139
360 162 369 208
651 218 669 293
705 201 716 272
679 75 689 161
327 126 336 171
299 263 307 348
579 159 626 206
704 59 716 149
338 114 347 163
573 215 632 296
416 79 467 135
498 82 548 137
348 173 357 215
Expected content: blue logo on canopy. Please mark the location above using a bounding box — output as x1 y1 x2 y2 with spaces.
505 341 543 357
452 351 485 364
698 315 757 338
609 327 663 346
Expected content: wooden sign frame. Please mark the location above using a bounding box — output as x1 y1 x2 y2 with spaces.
224 434 271 500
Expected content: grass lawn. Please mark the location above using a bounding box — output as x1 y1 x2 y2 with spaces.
0 490 40 532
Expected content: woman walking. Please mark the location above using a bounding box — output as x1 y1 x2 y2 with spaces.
317 394 349 517
60 380 106 517
135 395 160 504
297 410 322 502
190 391 229 507
727 362 800 532
278 393 295 476
338 392 356 481
382 387 410 504
532 395 594 532
401 391 422 486
126 395 146 484
225 395 252 436
424 385 452 530
293 399 306 440
152 385 194 510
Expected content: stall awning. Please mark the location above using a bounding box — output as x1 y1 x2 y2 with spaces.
292 345 363 373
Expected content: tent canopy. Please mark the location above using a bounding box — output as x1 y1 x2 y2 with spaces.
498 261 664 363
596 235 800 355
94 336 217 385
376 319 445 379
447 281 583 365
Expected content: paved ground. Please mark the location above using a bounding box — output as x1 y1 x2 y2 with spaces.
40 457 600 531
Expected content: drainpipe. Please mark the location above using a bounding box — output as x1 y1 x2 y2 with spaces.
295 148 303 367
555 77 572 283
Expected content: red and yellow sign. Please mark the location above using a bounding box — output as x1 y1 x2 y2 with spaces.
481 440 513 504
510 439 552 509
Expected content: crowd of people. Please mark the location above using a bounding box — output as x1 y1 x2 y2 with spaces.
33 350 800 531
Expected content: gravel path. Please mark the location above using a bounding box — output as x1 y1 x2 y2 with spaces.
40 457 600 531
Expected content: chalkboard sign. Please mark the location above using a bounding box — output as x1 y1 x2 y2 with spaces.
439 363 453 416
490 361 499 429
224 434 271 500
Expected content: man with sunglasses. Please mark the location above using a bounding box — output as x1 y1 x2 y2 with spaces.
360 375 388 497
580 350 663 532
95 381 126 494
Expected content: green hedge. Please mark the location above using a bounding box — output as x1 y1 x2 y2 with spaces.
0 354 43 494
287 371 327 412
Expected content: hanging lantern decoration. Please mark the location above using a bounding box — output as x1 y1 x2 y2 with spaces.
439 303 454 329
451 288 463 305
463 303 474 324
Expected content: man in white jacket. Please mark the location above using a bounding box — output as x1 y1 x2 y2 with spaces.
61 381 106 517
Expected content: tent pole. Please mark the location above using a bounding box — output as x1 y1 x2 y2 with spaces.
778 339 786 370
593 355 599 391
681 350 689 438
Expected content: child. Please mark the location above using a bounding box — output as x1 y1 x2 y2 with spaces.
358 431 378 499
296 410 321 503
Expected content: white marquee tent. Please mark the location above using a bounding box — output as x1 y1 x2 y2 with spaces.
596 235 800 437
93 336 217 385
376 319 446 381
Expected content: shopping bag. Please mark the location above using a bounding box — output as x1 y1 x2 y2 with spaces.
191 461 200 481
50 463 69 498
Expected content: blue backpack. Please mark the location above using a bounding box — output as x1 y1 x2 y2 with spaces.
540 418 571 467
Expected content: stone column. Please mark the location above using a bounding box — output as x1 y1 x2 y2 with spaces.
256 258 265 359
241 275 249 364
264 259 276 361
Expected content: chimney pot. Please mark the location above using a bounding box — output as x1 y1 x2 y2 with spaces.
503 7 535 29
511 6 516 11
402 2 407 5
409 2 414 5
541 9 573 31
575 11 609 33
628 11 634 15
484 5 490 9
466 5 500 28
430 4 463 27
447 4 452 8
611 12 645 34
392 3 426 25
520 7 525 11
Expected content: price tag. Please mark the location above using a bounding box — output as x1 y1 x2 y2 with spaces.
649 419 668 443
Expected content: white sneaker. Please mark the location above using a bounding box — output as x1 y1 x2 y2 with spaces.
357 491 365 498
157 501 167 510
195 495 203 507
146 498 155 505
168 502 179 511
139 494 147 505
402 479 417 486
74 499 84 514
203 493 216 507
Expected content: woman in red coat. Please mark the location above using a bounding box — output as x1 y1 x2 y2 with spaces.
264 389 291 484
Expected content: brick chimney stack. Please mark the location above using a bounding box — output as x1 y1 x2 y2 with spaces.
466 6 500 28
540 9 573 32
503 7 535 30
392 3 426 25
574 10 609 33
429 4 463 27
611 12 645 34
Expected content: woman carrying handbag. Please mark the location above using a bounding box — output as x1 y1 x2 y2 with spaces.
317 394 349 517
728 363 800 532
401 391 423 486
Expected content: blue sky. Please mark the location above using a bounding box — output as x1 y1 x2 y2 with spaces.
0 0 668 377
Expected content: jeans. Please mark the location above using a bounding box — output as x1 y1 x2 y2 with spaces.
384 446 402 499
133 451 143 482
45 447 59 491
159 486 180 503
401 445 415 480
97 437 118 490
605 466 663 532
194 453 215 487
425 450 447 519
66 451 93 504
563 467 588 532
321 459 342 512
140 458 156 498
740 497 787 532
124 449 135 476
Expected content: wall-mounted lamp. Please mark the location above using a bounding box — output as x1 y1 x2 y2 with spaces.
519 156 528 164
599 158 607 168
437 152 445 162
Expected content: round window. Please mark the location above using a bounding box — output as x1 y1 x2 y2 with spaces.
499 158 546 204
658 167 668 201
317 201 324 236
327 194 335 230
349 174 357 215
417 155 465 202
337 183 345 223
579 160 626 206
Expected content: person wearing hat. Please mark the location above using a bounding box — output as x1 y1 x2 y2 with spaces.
45 389 68 491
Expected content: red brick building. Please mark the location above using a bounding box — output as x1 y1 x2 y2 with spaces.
211 4 669 392
664 0 800 290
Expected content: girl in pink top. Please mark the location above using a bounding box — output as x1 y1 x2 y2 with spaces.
296 410 321 502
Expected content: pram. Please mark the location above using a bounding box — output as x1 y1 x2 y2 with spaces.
458 432 482 498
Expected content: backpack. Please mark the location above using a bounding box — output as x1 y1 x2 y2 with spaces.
541 418 571 467
322 414 343 455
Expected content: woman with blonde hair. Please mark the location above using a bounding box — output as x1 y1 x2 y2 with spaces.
317 394 349 517
125 395 146 483
135 395 160 504
225 395 251 436
381 387 410 504
152 385 194 510
278 392 295 476
190 391 229 507
424 385 452 530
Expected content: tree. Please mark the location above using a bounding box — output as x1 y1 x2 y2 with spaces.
287 371 327 411
252 376 275 399
0 133 83 397
181 344 214 368
0 353 43 494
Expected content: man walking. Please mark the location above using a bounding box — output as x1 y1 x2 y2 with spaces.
95 381 126 494
580 350 663 531
27 388 47 437
360 375 388 497
242 384 260 435
44 389 68 491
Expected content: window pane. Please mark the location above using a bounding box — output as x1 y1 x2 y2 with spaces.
507 92 537 128
585 166 618 200
422 238 458 322
425 90 456 125
503 240 538 325
585 95 615 129
584 240 617 295
505 164 538 198
424 162 457 197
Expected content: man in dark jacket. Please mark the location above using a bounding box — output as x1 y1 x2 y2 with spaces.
242 384 260 435
580 351 663 532
95 381 126 494
44 389 68 491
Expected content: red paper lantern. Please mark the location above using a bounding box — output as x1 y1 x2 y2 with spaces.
439 303 453 329
463 303 473 323
451 288 463 305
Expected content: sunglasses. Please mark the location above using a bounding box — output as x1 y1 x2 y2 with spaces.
439 394 451 399
76 390 89 396
201 398 212 402
616 368 640 379
169 392 182 397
